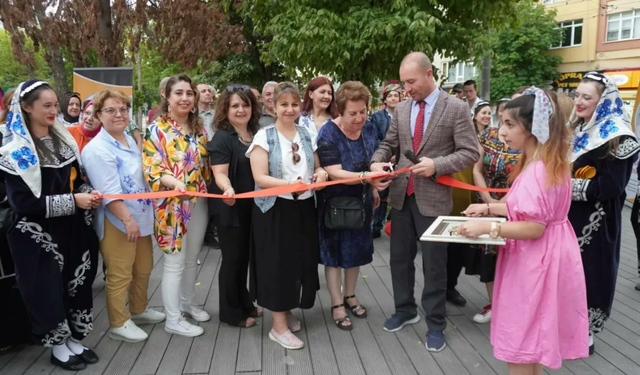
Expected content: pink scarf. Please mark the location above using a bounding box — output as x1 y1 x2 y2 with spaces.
80 100 101 138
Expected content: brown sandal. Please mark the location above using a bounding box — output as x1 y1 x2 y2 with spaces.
331 304 353 331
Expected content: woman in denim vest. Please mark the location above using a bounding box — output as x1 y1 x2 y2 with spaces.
247 82 328 350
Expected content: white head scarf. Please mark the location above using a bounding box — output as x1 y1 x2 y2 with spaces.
0 80 82 198
569 72 639 163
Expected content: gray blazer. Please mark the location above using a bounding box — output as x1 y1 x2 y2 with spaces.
371 89 480 217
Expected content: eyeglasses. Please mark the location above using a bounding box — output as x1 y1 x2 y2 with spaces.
226 84 251 94
291 142 301 164
101 107 130 116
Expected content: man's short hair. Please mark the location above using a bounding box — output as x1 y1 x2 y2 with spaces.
463 80 477 89
262 81 278 93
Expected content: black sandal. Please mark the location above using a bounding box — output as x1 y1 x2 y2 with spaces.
232 317 257 328
344 295 367 318
248 307 263 318
331 304 353 331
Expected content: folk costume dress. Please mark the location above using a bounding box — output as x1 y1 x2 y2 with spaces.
568 77 640 336
0 82 99 347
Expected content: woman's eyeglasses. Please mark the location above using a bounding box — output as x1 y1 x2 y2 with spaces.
101 107 130 117
291 142 301 164
226 84 251 93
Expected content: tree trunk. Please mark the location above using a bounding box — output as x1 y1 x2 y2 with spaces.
48 49 69 99
98 0 115 66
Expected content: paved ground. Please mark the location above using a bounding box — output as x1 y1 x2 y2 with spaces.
2 208 640 375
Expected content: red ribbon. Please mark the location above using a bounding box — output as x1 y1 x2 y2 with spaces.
100 167 509 200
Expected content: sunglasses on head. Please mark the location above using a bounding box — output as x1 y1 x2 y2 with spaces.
226 84 251 94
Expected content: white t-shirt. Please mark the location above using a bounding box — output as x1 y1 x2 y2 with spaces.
246 126 318 200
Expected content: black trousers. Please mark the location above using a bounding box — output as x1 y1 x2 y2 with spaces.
216 220 255 326
446 243 467 290
389 195 447 331
631 198 640 278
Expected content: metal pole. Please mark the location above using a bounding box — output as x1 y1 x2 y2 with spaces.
481 56 491 101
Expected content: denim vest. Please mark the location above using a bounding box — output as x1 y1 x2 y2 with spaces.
254 125 315 213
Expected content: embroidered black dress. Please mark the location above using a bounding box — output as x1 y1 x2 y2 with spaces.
0 138 99 346
569 136 639 334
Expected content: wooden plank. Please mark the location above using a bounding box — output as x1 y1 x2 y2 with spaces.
192 248 220 307
299 292 340 375
130 322 171 375
209 324 240 375
368 263 475 375
260 308 287 375
235 321 263 373
103 324 155 375
0 350 20 373
315 270 367 375
582 352 627 375
1 346 46 375
156 330 194 375
360 264 447 375
184 256 222 375
448 315 504 374
285 309 314 375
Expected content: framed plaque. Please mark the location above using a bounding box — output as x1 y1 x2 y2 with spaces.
420 216 507 246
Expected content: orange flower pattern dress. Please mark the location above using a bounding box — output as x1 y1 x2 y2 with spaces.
142 116 210 254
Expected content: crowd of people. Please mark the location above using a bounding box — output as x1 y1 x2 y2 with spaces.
0 50 639 375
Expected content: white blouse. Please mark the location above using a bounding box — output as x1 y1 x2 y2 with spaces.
247 126 317 200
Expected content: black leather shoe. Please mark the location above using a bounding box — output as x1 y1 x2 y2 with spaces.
77 348 99 364
372 231 381 239
50 353 87 371
635 283 640 291
589 343 595 355
446 289 467 307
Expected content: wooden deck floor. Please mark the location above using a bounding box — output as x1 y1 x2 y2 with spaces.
3 208 640 375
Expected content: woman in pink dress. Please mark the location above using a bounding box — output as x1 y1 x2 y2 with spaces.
456 88 589 374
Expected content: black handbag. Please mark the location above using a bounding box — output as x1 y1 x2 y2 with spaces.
324 192 366 230
323 134 368 230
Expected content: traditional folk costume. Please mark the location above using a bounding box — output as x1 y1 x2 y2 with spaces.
568 73 640 345
0 82 99 362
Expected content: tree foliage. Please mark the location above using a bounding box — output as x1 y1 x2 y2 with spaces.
0 31 50 90
489 0 563 101
242 0 520 86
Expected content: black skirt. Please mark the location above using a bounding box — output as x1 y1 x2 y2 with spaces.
250 198 320 312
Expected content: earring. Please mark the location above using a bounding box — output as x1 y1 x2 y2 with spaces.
191 107 197 114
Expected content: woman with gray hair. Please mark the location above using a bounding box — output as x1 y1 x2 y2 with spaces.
259 81 278 127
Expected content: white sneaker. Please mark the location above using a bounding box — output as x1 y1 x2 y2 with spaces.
286 314 301 333
165 318 204 337
180 304 211 322
131 308 166 325
110 320 148 342
269 329 304 350
473 304 492 324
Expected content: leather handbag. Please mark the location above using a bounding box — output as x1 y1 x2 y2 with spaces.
324 190 366 230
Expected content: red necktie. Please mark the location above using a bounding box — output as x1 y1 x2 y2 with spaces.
407 101 426 196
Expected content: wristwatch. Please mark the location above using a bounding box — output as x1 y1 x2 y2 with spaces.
489 222 501 239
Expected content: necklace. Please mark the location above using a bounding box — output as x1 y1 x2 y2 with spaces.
238 133 253 145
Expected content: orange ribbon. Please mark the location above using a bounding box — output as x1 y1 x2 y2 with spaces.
100 167 509 200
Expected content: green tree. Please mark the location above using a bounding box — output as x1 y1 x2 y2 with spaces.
241 0 520 87
489 0 563 101
0 31 50 90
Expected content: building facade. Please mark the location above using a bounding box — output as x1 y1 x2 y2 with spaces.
546 0 640 105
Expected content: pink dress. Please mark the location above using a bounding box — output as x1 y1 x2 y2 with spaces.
492 161 589 369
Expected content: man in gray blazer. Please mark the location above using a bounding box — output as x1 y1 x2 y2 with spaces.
370 52 479 352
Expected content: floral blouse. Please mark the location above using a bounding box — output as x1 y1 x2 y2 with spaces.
143 116 210 254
